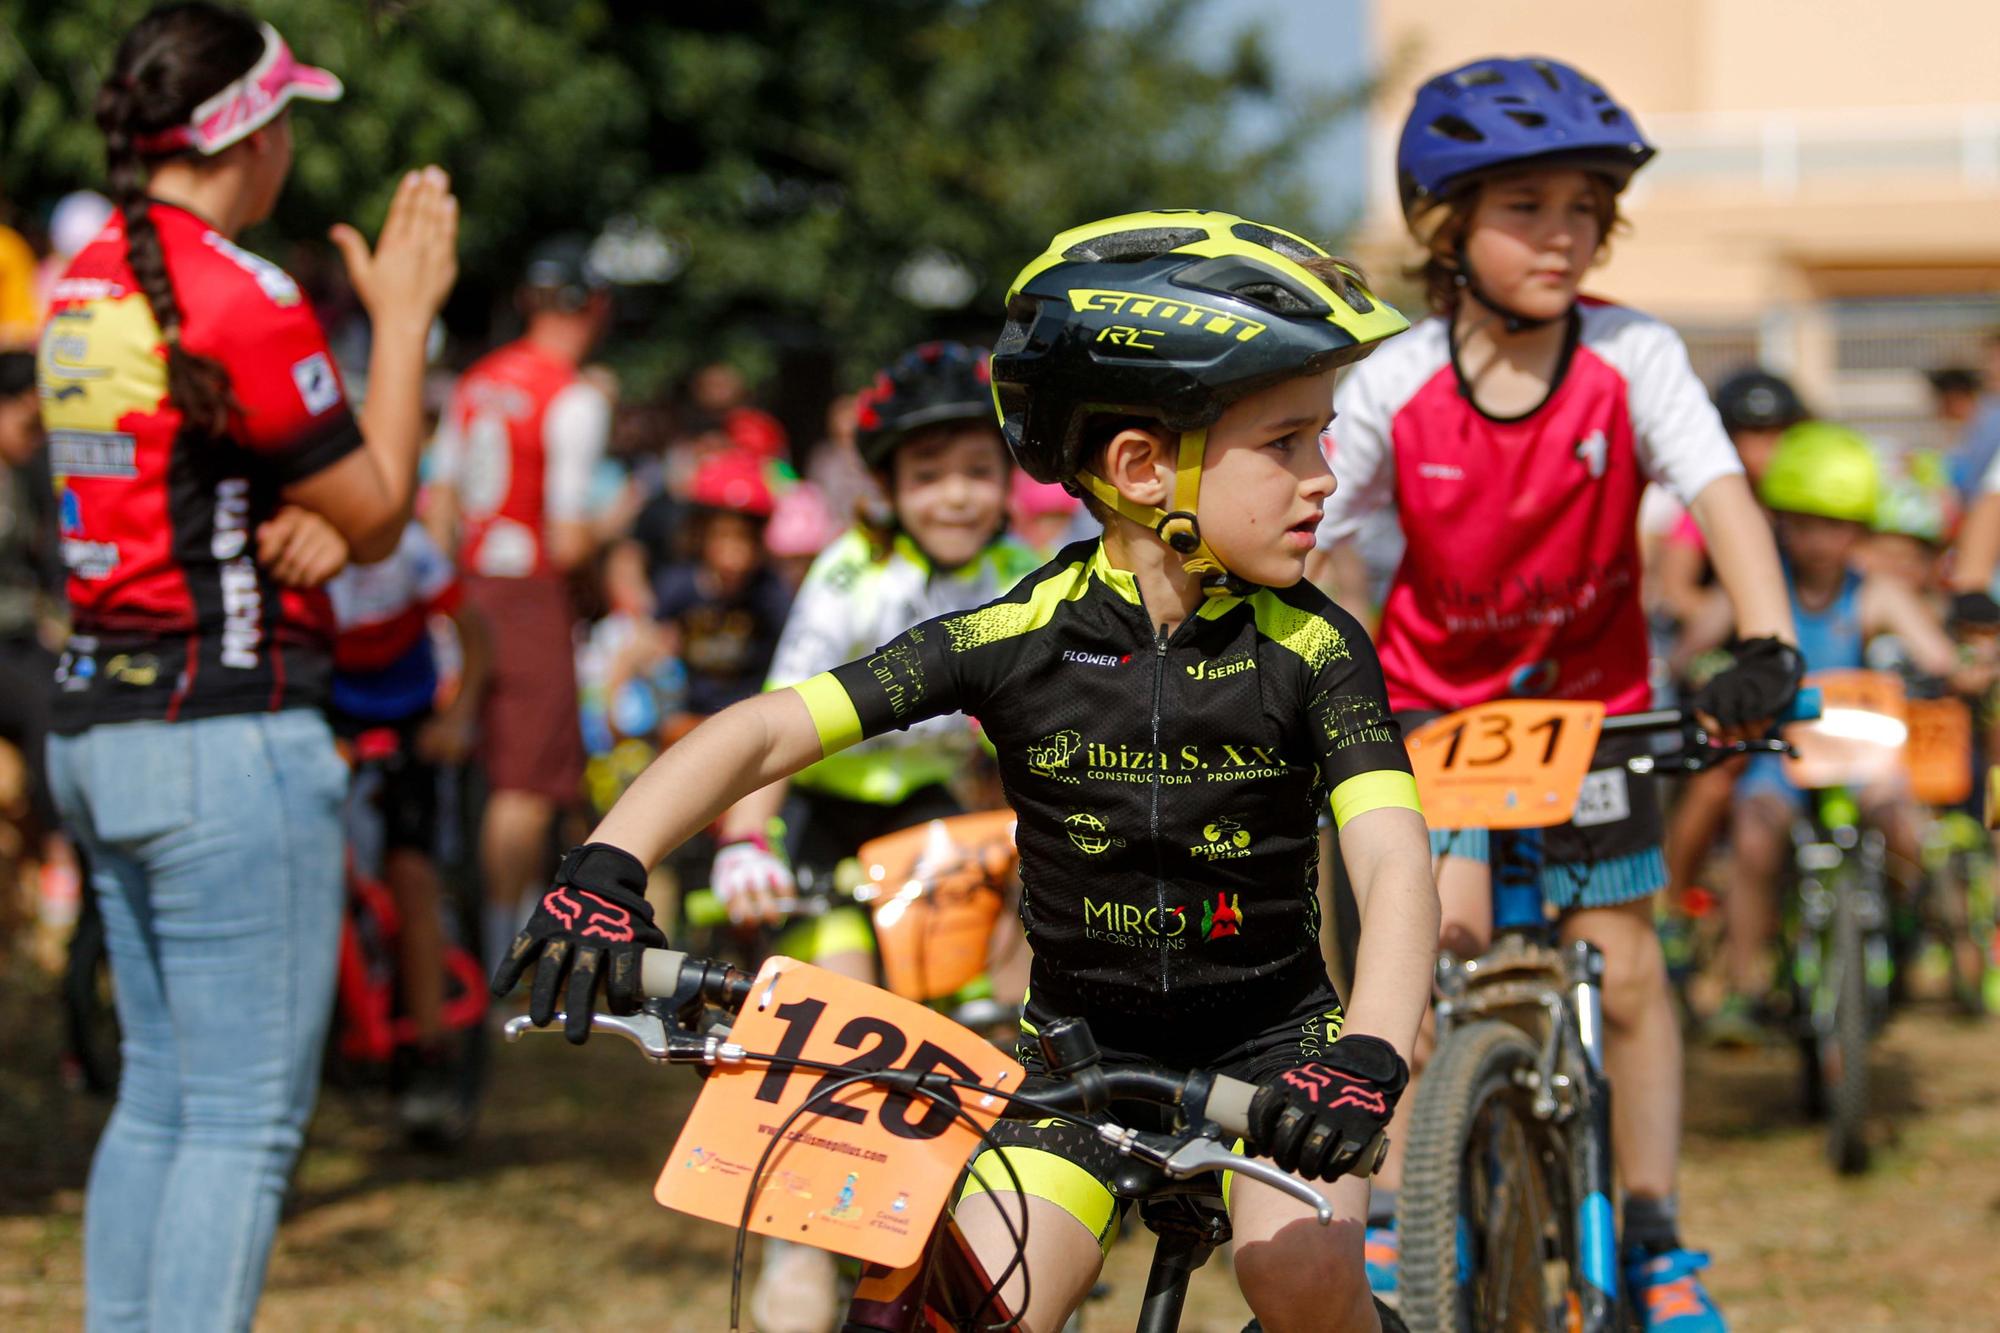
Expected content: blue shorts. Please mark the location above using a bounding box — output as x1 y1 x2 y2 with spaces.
1423 733 1666 912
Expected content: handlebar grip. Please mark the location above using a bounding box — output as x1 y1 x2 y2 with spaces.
1782 686 1822 724
640 948 688 999
1204 1075 1390 1178
1206 1073 1257 1141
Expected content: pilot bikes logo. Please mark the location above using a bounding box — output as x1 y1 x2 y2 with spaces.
1027 729 1083 783
1065 811 1126 856
1190 817 1253 861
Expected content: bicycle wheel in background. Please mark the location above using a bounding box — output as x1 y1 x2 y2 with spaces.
61 889 120 1096
1824 875 1872 1174
1400 1022 1584 1333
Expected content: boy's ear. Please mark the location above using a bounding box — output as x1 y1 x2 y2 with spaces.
1094 426 1175 509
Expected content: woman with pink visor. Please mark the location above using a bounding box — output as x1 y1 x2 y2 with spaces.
37 6 457 1328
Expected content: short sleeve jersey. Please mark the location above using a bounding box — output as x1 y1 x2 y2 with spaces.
1317 300 1742 715
789 540 1421 1027
37 204 362 728
328 523 462 723
764 527 1042 806
431 340 608 580
654 562 793 716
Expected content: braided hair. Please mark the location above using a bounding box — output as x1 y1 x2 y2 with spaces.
95 3 265 436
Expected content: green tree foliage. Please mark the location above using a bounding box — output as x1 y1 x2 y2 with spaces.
0 0 1354 392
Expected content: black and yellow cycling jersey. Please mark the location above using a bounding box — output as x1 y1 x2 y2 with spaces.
794 539 1420 1035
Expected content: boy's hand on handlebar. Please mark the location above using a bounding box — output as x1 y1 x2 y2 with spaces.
1247 1035 1408 1182
711 835 793 925
491 843 666 1044
1690 636 1802 745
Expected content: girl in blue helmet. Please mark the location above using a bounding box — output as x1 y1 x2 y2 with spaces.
1317 56 1802 1332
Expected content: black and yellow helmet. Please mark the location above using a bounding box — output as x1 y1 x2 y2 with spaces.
990 209 1408 589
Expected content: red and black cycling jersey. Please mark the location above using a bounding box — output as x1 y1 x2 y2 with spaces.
37 202 361 730
792 539 1422 1034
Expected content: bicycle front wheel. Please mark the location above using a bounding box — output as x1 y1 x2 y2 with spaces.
1400 1021 1585 1333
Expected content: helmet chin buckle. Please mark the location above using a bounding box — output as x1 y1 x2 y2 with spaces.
1156 510 1202 555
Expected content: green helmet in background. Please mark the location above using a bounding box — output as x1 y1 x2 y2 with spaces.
1758 421 1882 524
1873 474 1955 544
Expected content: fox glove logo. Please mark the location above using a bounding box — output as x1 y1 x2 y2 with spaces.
1279 1064 1387 1116
544 885 639 943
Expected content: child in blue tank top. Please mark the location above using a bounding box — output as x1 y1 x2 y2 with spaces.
1677 423 1987 1029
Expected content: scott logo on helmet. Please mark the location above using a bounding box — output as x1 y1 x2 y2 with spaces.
1068 289 1269 344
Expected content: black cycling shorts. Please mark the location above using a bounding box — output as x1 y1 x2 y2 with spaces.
955 978 1347 1251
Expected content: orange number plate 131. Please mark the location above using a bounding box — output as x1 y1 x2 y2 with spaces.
655 957 1025 1268
1405 700 1607 830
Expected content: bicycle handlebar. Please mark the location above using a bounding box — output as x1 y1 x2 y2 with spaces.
1606 687 1821 775
505 948 1369 1223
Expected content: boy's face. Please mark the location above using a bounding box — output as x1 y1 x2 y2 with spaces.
700 511 765 587
890 423 1009 568
1193 368 1338 588
1462 167 1605 324
1775 510 1864 579
1865 532 1938 591
1730 427 1782 487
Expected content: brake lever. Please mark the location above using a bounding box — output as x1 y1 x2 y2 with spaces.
1628 736 1790 775
502 1010 750 1067
1160 1138 1335 1225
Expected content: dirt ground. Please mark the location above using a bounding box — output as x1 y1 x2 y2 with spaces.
3 961 1998 1331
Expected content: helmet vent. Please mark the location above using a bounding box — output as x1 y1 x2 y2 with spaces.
1600 109 1623 126
1063 227 1207 264
1234 281 1315 315
1528 60 1563 92
1425 114 1485 144
1230 221 1322 263
1503 109 1548 128
1455 67 1505 89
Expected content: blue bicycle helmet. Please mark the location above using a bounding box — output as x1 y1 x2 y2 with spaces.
1397 57 1655 224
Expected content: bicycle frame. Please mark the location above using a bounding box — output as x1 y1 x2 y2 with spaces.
1432 827 1618 1330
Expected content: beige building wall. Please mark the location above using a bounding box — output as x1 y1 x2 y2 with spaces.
1358 0 2000 435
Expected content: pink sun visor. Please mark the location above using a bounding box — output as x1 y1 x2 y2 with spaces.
133 23 343 157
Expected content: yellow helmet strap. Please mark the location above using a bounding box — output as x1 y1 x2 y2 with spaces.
1075 426 1238 597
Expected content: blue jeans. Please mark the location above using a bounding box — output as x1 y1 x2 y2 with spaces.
49 710 348 1333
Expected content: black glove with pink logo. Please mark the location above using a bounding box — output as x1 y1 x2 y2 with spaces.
491 843 667 1044
1247 1035 1408 1181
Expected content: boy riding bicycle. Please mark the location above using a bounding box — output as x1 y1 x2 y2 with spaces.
496 211 1441 1333
1315 57 1800 1330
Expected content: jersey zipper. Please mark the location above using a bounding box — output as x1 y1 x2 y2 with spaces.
1149 621 1170 995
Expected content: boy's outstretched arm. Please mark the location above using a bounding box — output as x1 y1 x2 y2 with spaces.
593 689 825 866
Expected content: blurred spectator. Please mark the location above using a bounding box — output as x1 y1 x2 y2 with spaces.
1947 333 2000 503
1928 364 1987 496
1009 471 1086 556
0 351 74 950
804 391 875 525
765 480 838 588
655 449 790 730
689 358 789 464
427 235 612 970
0 204 37 347
36 191 114 318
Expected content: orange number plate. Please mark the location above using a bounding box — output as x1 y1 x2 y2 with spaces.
1904 696 1972 806
1782 670 1908 791
1405 700 1606 830
655 958 1024 1268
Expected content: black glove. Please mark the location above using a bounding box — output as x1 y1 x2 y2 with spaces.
1689 636 1803 731
1247 1035 1408 1181
1950 591 2000 633
490 843 666 1045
